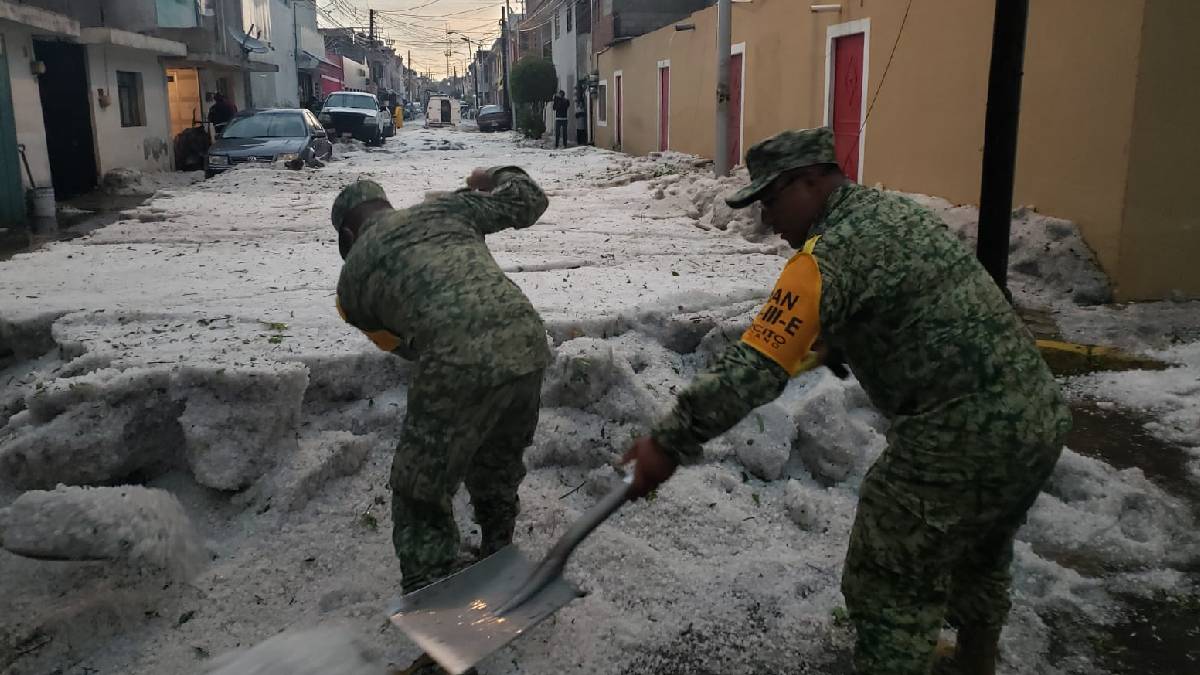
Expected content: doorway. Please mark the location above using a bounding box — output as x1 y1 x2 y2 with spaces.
34 41 97 200
657 61 670 152
167 68 202 139
614 71 622 148
825 20 869 182
440 98 451 123
728 48 744 167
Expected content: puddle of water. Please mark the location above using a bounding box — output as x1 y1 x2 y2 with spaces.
1068 404 1200 508
1059 403 1200 674
0 192 147 261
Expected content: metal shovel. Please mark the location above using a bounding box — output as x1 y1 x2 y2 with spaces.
388 472 634 674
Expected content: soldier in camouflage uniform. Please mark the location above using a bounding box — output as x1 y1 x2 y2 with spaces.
623 128 1071 675
332 169 551 598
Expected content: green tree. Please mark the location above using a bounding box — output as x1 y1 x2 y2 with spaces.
510 57 557 139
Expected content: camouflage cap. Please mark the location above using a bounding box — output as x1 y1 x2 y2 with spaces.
725 127 837 209
331 179 389 230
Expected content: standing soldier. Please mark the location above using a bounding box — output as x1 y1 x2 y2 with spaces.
623 128 1071 675
331 168 550 602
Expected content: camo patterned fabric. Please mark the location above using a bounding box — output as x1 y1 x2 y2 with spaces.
652 179 1070 675
390 367 543 592
334 167 551 593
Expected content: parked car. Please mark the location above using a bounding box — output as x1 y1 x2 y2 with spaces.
318 91 387 145
425 95 461 128
205 109 332 178
476 104 512 132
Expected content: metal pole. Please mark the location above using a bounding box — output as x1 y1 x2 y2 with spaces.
502 4 513 116
976 0 1030 295
714 0 732 176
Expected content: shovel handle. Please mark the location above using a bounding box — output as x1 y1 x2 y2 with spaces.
496 472 633 615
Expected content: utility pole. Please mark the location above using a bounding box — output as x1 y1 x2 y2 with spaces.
976 0 1030 296
407 49 412 103
501 5 512 116
368 9 375 45
714 0 732 176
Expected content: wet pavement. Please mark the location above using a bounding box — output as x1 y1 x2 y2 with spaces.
1056 403 1200 674
0 192 149 261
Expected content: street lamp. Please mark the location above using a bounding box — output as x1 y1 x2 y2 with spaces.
449 31 481 112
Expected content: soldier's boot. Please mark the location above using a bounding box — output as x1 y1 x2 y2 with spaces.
478 517 516 558
953 624 1002 675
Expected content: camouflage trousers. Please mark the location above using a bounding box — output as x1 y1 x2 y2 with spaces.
390 367 543 593
841 437 1063 675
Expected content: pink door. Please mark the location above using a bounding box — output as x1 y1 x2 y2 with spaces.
615 74 623 148
658 66 670 151
728 52 743 167
831 33 864 181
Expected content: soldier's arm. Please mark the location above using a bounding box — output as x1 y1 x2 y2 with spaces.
651 342 790 464
458 166 549 235
650 252 824 464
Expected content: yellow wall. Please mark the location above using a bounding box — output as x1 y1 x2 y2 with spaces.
595 0 1200 300
1117 0 1200 300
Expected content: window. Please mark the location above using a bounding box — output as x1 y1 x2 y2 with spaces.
156 0 199 28
554 10 560 39
221 113 307 139
597 80 607 125
566 4 573 32
243 0 272 41
117 71 146 127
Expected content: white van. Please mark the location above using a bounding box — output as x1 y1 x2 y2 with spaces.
425 96 461 128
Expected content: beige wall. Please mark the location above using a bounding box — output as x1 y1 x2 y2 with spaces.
1118 0 1200 300
86 44 174 175
1 24 52 189
595 0 1200 300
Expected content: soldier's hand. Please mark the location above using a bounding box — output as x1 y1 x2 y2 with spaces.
621 437 678 500
466 168 496 192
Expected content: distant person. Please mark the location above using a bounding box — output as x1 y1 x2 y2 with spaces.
552 90 570 148
208 93 237 135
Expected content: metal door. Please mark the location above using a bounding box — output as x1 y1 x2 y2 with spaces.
34 41 97 199
0 46 26 226
831 32 864 181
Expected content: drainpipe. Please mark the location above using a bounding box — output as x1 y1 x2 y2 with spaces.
976 0 1030 296
714 0 732 176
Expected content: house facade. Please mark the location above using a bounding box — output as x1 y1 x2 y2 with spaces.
593 0 1200 301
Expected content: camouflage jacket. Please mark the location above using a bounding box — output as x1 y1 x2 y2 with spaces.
336 167 552 383
652 183 1071 476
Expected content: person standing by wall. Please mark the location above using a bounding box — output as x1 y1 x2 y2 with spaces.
208 94 237 136
552 90 570 148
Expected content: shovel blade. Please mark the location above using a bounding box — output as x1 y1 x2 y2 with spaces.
388 545 580 675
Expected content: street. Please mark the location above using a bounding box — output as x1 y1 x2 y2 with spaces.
1 124 1198 674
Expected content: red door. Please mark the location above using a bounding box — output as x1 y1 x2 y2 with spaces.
728 52 743 166
831 33 864 181
615 74 623 148
658 66 670 151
